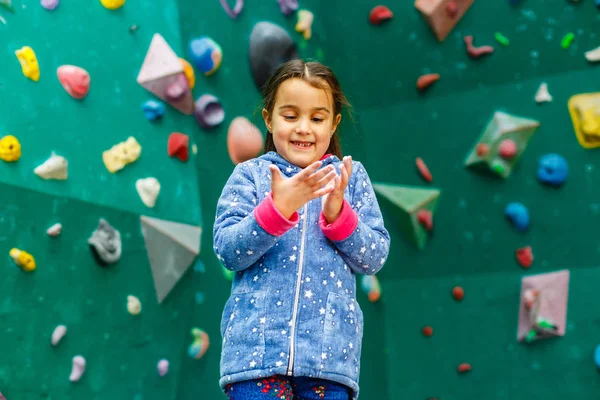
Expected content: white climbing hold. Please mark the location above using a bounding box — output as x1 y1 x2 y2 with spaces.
47 223 62 237
535 82 552 103
127 295 142 315
157 359 169 376
136 177 161 208
585 45 600 62
34 152 68 180
52 324 67 346
69 355 86 382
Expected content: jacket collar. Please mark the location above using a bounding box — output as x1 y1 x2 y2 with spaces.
259 151 340 177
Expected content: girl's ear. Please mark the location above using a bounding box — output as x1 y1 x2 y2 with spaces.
262 108 272 132
331 113 342 136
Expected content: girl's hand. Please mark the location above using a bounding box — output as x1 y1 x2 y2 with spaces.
321 156 353 224
270 160 337 219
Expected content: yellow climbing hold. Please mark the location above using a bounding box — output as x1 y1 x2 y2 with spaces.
102 136 141 173
10 248 36 272
568 92 600 149
0 135 21 162
15 46 40 82
100 0 125 10
180 58 195 90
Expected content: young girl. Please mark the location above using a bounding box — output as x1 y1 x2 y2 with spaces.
213 59 390 400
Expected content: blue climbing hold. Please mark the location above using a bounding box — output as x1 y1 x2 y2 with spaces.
504 202 530 232
188 37 222 76
142 100 165 121
537 153 568 187
596 0 600 10
595 344 600 369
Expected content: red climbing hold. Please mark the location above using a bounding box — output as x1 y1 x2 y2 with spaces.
446 1 458 18
417 209 433 231
498 139 517 160
516 246 534 268
167 132 189 162
422 326 433 337
369 5 393 25
416 157 432 182
464 35 494 59
452 286 464 301
457 363 472 373
417 73 440 91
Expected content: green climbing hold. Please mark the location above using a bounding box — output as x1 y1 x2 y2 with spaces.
492 162 505 175
0 0 14 12
494 32 510 46
561 32 575 49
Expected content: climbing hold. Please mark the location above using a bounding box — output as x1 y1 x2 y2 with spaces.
188 328 210 359
415 0 473 41
568 92 600 149
167 132 189 162
57 65 90 100
584 45 600 62
47 223 62 237
416 157 432 182
15 46 40 82
516 246 534 268
464 111 540 179
369 5 393 25
295 9 314 40
88 218 121 266
464 35 494 59
158 359 169 377
416 73 439 91
10 248 36 272
142 100 166 121
69 355 86 382
102 136 141 173
34 152 68 180
417 209 433 231
494 32 509 46
373 183 440 250
537 153 568 187
129 25 139 33
594 344 600 369
137 34 194 115
504 202 529 232
452 286 464 301
457 363 472 373
227 116 264 165
0 0 13 12
220 0 243 18
41 0 59 10
136 177 161 208
535 82 552 103
0 135 21 162
127 295 141 315
51 325 67 346
188 37 222 76
498 139 517 160
179 58 195 90
422 326 433 337
277 0 298 15
194 94 225 129
561 32 575 49
100 0 124 10
249 21 298 92
361 275 381 302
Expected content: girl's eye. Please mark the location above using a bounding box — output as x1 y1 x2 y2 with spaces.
283 116 296 120
312 118 323 123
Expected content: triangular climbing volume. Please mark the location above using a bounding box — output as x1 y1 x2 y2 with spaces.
140 216 202 303
373 182 441 250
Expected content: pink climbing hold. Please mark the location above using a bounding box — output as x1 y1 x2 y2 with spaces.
57 65 90 99
464 35 494 59
498 139 517 160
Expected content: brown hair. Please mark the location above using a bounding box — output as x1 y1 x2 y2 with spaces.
259 59 351 159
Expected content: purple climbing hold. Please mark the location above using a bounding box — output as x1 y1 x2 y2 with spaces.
41 0 59 10
194 94 225 130
220 0 244 18
277 0 298 15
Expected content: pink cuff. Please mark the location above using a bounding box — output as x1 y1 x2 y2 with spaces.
319 200 359 241
254 192 299 236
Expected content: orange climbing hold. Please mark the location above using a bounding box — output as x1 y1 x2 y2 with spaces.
417 73 440 91
452 286 464 301
457 363 472 373
417 209 433 231
369 5 393 25
416 157 432 182
422 326 433 337
476 143 489 156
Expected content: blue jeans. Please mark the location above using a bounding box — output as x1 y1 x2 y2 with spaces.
224 375 351 399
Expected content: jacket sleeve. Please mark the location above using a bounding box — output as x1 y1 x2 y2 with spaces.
213 161 299 272
319 161 390 275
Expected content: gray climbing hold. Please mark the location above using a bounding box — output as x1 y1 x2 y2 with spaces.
88 218 122 265
249 21 298 93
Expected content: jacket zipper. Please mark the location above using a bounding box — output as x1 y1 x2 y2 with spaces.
287 203 308 376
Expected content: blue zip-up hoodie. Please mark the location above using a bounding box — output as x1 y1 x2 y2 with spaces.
213 151 391 399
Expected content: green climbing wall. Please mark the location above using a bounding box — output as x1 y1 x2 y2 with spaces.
3 0 600 399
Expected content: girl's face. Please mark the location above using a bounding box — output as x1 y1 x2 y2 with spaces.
263 78 341 168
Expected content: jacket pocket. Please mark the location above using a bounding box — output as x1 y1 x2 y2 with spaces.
220 290 267 373
321 292 364 378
